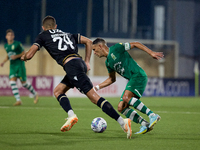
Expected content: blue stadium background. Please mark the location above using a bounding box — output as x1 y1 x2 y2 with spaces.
0 0 151 44
1 0 200 78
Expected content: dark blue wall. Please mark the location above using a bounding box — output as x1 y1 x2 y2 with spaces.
1 0 200 59
0 0 101 44
1 0 151 45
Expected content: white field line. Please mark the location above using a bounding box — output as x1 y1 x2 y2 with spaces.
0 106 200 115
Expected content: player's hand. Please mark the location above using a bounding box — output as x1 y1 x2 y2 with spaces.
10 55 18 60
21 54 26 61
0 63 4 67
85 62 91 71
150 51 164 60
93 85 100 92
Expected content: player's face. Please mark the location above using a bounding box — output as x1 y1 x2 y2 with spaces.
6 32 15 42
92 44 104 58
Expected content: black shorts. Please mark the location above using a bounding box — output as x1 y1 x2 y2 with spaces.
61 58 93 94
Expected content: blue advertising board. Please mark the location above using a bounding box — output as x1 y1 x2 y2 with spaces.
143 78 195 97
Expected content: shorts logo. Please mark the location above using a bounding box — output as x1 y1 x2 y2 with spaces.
73 76 78 81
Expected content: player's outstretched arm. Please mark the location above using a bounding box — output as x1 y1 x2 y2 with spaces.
0 56 9 67
149 51 164 60
21 45 38 61
130 42 164 60
94 71 116 91
80 35 92 71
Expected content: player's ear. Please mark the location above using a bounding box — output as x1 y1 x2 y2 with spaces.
99 44 103 49
100 43 106 50
42 26 45 31
55 24 57 29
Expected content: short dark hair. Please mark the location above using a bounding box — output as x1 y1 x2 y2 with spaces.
6 29 14 34
92 38 106 45
42 15 56 29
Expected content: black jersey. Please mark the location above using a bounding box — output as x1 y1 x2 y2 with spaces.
34 29 81 66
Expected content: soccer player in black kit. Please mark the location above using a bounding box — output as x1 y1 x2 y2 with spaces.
21 16 132 139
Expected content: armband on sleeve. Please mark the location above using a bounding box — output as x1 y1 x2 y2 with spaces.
33 43 41 50
124 42 131 50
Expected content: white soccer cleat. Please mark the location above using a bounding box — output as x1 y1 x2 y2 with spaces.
61 114 78 132
122 118 132 139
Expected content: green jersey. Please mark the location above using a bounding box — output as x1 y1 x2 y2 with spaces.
4 41 26 81
4 41 24 66
105 43 147 80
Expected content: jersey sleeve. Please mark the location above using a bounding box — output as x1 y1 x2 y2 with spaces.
18 42 24 53
33 33 44 50
105 61 114 73
71 33 80 44
107 66 114 73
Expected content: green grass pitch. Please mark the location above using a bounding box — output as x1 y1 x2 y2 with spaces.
0 96 200 150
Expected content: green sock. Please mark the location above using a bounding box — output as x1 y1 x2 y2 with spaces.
128 97 153 116
9 81 21 101
22 82 36 96
121 108 143 123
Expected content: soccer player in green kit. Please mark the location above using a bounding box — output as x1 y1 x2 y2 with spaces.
92 38 164 134
1 29 38 106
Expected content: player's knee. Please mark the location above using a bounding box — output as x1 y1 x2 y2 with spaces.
53 89 61 99
9 80 16 85
117 101 124 113
86 88 100 105
122 96 130 103
118 105 123 113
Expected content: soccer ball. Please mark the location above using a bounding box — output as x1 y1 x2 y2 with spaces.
91 117 107 133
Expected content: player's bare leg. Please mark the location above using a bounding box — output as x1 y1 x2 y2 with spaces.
54 83 78 132
122 90 160 134
86 88 132 139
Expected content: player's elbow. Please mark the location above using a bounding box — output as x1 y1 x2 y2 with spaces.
111 77 116 83
130 41 142 48
86 40 92 47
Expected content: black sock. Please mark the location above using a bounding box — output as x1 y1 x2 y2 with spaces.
97 97 120 121
57 94 72 113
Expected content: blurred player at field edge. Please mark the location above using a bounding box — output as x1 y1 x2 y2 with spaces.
0 29 38 106
92 38 163 134
21 16 132 139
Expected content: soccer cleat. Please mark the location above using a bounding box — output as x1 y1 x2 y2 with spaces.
149 114 161 130
34 93 39 104
121 119 132 139
13 101 22 106
61 114 78 132
135 126 149 134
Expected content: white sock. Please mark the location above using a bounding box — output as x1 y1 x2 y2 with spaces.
10 81 21 101
117 116 125 126
149 113 155 118
141 120 150 127
68 110 75 118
